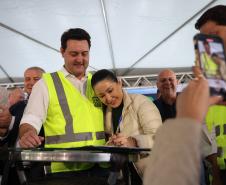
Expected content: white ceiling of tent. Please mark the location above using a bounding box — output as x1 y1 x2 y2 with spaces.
0 0 225 82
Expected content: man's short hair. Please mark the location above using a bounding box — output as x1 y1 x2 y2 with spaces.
61 28 91 50
25 66 45 74
195 5 226 30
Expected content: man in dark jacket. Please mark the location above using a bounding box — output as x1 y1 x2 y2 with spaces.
0 66 45 185
153 69 178 122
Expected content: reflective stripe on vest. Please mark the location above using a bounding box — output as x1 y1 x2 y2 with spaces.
215 125 220 137
96 131 105 140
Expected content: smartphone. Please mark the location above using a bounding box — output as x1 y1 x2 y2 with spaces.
194 33 226 99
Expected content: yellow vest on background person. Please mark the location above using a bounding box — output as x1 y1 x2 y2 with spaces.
201 53 218 77
42 71 105 173
205 105 226 170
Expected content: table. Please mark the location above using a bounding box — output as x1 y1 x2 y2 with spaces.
0 146 150 185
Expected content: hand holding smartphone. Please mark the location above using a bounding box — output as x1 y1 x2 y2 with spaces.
193 33 226 100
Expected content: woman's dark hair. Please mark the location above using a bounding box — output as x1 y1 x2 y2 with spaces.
91 69 118 88
61 28 91 50
195 5 226 30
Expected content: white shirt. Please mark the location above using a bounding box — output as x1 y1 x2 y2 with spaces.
20 67 88 133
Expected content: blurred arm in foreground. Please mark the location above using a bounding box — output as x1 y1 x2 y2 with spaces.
143 76 222 185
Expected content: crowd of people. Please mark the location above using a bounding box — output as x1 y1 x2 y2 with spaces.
0 4 226 185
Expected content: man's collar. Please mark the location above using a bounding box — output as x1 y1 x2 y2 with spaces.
61 67 88 80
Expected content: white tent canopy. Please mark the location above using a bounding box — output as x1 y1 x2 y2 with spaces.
0 0 225 83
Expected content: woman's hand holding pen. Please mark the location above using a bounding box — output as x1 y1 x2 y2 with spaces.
107 133 137 147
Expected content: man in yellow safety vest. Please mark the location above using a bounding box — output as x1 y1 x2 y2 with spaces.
195 5 226 184
19 28 107 184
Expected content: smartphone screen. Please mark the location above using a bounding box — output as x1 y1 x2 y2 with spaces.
194 33 226 98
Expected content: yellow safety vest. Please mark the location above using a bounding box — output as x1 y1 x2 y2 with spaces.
42 71 105 173
206 105 226 170
201 53 218 77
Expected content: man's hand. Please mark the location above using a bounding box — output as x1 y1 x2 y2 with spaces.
8 88 24 106
176 76 222 123
0 105 12 136
19 123 44 148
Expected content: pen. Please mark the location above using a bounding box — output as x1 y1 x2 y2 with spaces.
105 115 122 145
115 115 122 134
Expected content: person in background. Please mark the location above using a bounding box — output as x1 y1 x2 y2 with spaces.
23 66 45 95
153 68 219 185
211 53 226 81
91 69 162 178
201 41 219 77
7 67 45 146
0 86 27 139
0 66 45 145
8 88 24 107
0 67 45 185
195 5 226 184
19 28 108 185
0 88 24 139
153 69 178 122
0 87 9 137
0 87 8 106
143 74 223 185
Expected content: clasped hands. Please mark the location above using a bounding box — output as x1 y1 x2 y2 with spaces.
106 133 137 147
